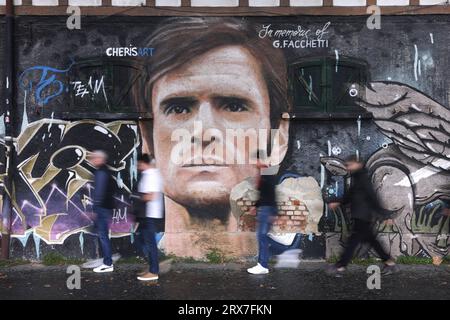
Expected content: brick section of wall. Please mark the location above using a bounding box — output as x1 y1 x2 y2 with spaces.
236 198 310 233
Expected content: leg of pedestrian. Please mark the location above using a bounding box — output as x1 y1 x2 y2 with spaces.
93 208 114 273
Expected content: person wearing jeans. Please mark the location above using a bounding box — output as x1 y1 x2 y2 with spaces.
90 150 116 273
136 154 164 281
139 218 160 275
256 206 277 270
248 150 278 275
94 206 113 267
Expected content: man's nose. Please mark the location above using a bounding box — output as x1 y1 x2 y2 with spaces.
195 101 221 129
191 101 223 146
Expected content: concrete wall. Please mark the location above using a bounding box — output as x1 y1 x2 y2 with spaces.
1 15 449 261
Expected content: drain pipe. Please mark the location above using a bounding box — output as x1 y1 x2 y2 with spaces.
1 0 15 260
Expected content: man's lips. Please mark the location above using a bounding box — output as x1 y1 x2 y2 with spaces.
182 164 228 167
181 157 227 167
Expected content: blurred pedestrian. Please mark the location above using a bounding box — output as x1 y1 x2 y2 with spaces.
441 200 450 217
90 150 116 273
136 154 164 281
327 155 397 277
247 150 278 275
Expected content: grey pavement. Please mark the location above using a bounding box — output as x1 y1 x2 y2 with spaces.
1 261 450 300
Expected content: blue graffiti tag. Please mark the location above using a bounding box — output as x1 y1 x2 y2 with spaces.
19 59 75 106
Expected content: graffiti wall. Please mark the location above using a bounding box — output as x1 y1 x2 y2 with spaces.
1 15 449 261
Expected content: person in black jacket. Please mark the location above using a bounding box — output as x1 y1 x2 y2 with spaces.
328 155 397 276
247 150 278 275
90 150 116 273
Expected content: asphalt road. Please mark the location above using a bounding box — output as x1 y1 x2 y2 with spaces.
1 262 450 300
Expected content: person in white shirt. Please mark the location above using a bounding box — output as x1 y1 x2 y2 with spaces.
136 154 164 281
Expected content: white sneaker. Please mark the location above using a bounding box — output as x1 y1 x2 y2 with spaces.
93 264 114 273
247 263 269 274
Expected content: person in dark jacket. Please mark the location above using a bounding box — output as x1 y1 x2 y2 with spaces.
90 150 116 273
328 155 397 276
247 150 278 275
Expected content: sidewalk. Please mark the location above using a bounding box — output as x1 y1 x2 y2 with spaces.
1 261 449 300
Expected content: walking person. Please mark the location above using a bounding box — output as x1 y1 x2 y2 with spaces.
247 150 279 275
328 155 397 277
136 154 164 281
90 150 116 273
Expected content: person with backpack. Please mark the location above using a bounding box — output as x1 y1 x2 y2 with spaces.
135 154 164 281
90 150 116 273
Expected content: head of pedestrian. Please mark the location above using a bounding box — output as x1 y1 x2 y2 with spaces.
89 150 108 169
344 155 364 173
137 153 155 172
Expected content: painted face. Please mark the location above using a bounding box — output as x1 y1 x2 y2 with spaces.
150 45 272 210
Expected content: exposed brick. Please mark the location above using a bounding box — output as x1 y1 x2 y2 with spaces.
287 211 294 215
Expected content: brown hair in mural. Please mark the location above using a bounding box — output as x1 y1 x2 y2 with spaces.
133 17 292 257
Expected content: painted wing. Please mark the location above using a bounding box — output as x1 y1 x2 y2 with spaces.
320 156 348 176
357 81 450 172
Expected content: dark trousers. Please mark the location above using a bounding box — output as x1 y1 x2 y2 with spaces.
337 218 391 268
94 206 113 266
138 218 160 274
257 206 277 269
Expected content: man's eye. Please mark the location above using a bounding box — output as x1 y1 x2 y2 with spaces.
165 105 191 115
222 102 248 112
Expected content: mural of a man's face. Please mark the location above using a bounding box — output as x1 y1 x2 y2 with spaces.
150 45 274 213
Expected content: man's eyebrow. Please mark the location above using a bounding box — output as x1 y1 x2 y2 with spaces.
212 95 252 105
159 96 198 107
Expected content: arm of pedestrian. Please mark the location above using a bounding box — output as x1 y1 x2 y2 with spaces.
141 192 159 202
442 208 450 217
327 202 341 210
